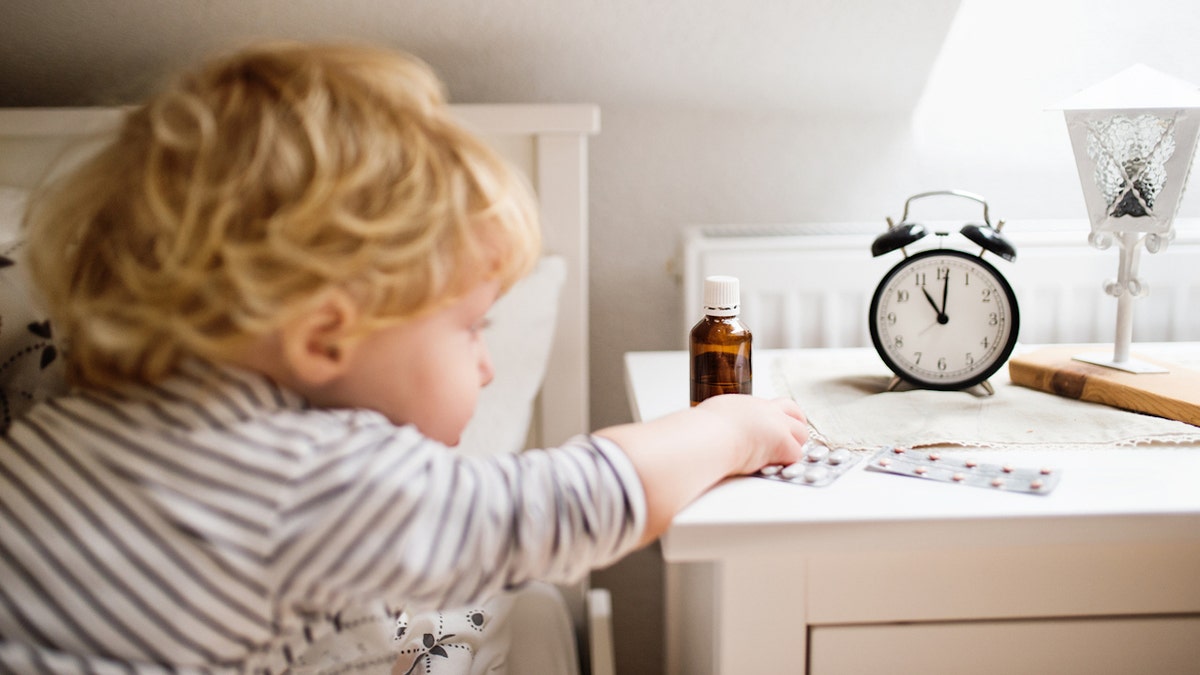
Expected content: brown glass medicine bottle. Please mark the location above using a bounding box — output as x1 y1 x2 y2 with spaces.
690 275 752 406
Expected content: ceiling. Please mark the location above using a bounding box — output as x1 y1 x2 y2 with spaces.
0 0 961 114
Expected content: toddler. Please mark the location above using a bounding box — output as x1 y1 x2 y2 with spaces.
0 42 808 673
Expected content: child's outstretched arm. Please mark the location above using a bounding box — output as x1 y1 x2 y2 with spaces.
595 394 809 546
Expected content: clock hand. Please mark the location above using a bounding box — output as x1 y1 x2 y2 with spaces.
939 273 949 324
921 287 941 316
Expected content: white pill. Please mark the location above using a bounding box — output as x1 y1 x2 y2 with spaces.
805 444 830 462
827 449 851 465
804 466 830 483
780 463 805 479
760 464 783 476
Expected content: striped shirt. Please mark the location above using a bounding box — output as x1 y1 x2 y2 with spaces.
0 361 646 673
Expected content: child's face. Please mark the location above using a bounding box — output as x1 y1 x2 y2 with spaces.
338 278 499 445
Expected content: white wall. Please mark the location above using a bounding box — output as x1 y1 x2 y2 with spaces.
6 2 1200 672
912 0 1200 222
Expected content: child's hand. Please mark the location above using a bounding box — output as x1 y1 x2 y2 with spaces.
596 393 812 545
693 394 810 475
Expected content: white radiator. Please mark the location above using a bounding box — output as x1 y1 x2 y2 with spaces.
680 220 1200 350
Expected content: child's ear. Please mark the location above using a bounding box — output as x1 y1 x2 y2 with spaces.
280 289 362 386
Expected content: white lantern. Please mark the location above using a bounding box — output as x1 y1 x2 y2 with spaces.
1054 64 1200 372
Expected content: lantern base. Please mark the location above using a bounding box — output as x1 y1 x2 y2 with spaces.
1072 352 1169 374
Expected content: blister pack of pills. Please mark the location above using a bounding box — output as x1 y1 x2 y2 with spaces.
865 446 1061 495
756 442 863 487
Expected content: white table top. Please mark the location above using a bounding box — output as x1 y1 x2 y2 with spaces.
624 345 1200 563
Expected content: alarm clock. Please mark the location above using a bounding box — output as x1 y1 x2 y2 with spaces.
868 190 1020 394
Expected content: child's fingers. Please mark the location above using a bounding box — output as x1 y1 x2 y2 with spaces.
771 397 808 424
766 398 810 447
774 412 810 466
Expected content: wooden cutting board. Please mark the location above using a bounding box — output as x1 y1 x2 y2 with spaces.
1008 345 1200 426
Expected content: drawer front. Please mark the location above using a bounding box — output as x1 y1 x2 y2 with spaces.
811 615 1200 675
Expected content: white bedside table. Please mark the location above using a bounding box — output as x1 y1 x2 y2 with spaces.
624 346 1200 675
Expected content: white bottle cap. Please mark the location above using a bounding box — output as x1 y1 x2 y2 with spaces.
703 276 740 317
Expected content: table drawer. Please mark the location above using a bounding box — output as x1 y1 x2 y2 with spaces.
810 615 1200 675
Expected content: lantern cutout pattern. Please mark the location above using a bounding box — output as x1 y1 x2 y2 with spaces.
1055 64 1200 373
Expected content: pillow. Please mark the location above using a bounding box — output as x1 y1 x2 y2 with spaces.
290 592 516 675
455 255 566 456
0 234 67 433
0 186 28 240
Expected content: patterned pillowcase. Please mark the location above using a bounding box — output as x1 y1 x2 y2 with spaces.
0 237 67 431
0 186 67 432
291 594 515 674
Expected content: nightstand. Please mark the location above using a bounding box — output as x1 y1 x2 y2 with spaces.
625 345 1200 675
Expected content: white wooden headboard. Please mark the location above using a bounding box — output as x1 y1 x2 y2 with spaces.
0 104 599 448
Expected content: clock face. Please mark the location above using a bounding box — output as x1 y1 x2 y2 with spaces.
869 249 1020 390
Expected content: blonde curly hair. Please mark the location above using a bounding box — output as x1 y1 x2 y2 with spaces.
25 42 541 390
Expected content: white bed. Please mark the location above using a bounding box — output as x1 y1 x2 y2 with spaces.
0 104 611 675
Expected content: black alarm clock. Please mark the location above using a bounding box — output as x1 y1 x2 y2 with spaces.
868 190 1020 395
